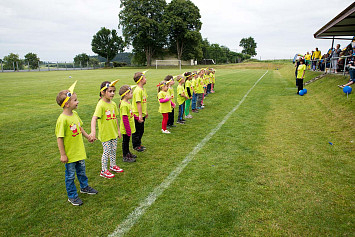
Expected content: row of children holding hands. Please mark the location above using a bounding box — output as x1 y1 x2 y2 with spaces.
55 69 215 205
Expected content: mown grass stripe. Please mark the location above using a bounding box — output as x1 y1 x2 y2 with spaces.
108 70 268 237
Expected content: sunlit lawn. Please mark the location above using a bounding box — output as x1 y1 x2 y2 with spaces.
0 63 354 236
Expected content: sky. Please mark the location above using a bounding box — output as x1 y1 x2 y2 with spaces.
0 0 354 62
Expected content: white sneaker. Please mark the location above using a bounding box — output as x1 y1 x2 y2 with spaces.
186 114 193 118
162 129 171 134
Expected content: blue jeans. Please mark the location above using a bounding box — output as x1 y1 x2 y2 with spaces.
65 160 88 199
191 93 197 110
350 69 355 81
178 103 185 121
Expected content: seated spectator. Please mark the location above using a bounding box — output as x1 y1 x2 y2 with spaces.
338 50 355 88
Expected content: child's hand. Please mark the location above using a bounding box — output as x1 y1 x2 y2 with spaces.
88 133 96 141
172 103 176 108
88 136 96 143
60 155 68 163
118 131 122 139
138 115 144 123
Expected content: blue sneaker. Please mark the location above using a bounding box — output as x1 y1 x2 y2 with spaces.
68 197 83 206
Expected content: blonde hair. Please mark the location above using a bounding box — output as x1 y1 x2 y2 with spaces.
56 90 73 107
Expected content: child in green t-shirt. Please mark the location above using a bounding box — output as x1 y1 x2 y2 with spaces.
119 85 137 163
55 81 98 206
90 80 123 179
158 81 175 134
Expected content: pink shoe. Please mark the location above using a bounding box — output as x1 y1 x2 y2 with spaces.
110 165 124 173
100 170 115 178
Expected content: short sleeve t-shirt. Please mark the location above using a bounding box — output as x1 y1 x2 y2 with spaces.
313 50 321 59
119 100 136 135
93 99 119 142
167 87 175 103
191 78 196 92
177 84 186 105
297 64 306 79
158 91 172 113
132 86 148 117
195 77 204 93
185 80 191 98
55 111 87 163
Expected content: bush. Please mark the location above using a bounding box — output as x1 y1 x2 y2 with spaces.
113 61 127 67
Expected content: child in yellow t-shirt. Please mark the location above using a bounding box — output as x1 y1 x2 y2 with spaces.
55 81 98 206
176 75 189 124
195 70 205 110
296 59 306 94
90 80 122 179
184 72 193 119
191 71 198 113
164 75 176 128
211 69 216 93
157 81 175 134
131 71 148 152
119 85 137 163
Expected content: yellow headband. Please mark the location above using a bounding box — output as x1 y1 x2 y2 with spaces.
121 85 137 98
166 79 174 85
61 81 77 108
100 79 119 92
136 70 148 84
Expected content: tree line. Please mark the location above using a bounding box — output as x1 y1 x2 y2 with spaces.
1 0 257 70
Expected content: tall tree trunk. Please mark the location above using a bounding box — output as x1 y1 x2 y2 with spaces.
145 46 152 67
176 40 184 60
177 41 181 60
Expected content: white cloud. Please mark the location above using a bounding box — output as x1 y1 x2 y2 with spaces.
0 0 353 61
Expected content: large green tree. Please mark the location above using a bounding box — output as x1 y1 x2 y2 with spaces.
91 27 124 67
119 0 168 66
24 52 40 69
239 37 257 57
166 0 202 60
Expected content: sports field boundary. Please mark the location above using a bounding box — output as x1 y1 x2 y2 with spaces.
108 70 269 237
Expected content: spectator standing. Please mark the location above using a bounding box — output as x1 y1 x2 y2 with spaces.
331 44 341 73
313 48 322 71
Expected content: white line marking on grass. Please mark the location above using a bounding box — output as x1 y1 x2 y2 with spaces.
108 70 268 237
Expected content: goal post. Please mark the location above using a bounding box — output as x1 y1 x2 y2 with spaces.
155 60 182 70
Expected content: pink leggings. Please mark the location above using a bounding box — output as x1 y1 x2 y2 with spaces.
162 113 169 130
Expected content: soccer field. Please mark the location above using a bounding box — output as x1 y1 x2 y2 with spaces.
0 63 354 236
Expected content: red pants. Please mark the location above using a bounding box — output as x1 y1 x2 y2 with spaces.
162 113 169 130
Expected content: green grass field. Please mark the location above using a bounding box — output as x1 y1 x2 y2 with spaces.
0 62 354 236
